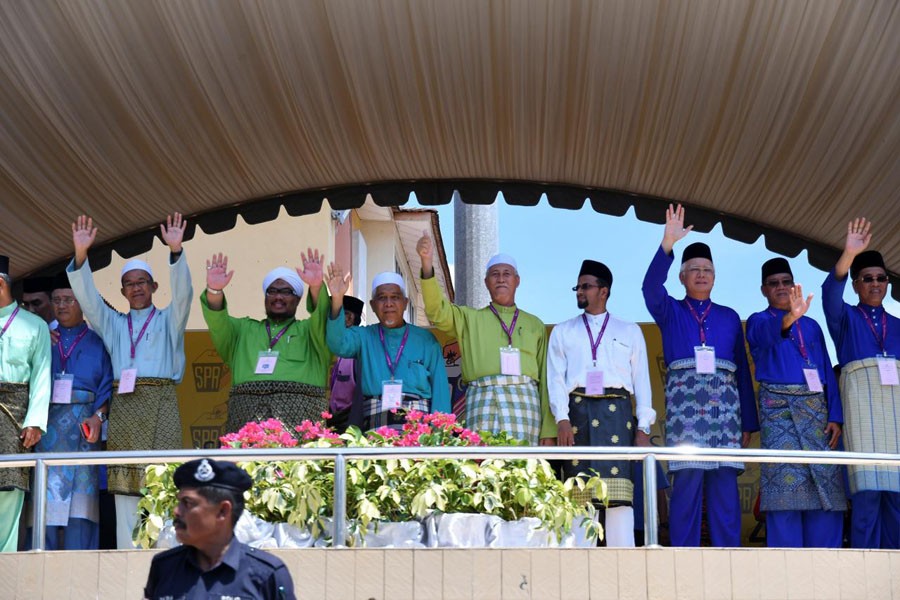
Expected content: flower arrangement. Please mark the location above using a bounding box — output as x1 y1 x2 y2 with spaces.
135 411 604 548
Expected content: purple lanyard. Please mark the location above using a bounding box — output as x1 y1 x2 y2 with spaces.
769 309 810 364
265 319 294 350
378 325 410 378
582 312 610 363
489 305 520 346
57 327 89 373
857 307 888 355
684 300 712 345
127 307 157 360
0 306 20 341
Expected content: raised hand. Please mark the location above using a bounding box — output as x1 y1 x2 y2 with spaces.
160 213 187 254
72 215 98 267
787 283 814 320
662 203 693 253
844 218 871 257
206 253 234 291
416 231 434 277
298 248 324 288
326 262 351 299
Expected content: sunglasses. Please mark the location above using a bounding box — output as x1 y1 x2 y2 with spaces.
856 275 888 284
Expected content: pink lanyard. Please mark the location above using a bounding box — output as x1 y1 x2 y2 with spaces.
857 307 888 355
57 327 89 373
489 305 520 346
684 300 712 345
127 307 157 360
582 313 610 363
379 325 410 379
0 306 20 341
265 319 294 350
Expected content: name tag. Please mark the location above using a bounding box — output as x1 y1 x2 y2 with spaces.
52 374 74 404
381 380 404 411
118 368 138 394
500 347 521 376
585 366 604 395
694 346 716 374
255 351 279 375
878 356 899 386
802 368 823 393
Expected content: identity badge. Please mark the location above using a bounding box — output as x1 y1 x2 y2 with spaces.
500 346 521 376
255 351 279 375
694 346 716 374
877 356 899 386
381 380 404 411
802 368 823 393
585 366 605 395
52 373 75 404
118 368 138 394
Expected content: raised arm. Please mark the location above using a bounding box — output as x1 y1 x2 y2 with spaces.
298 248 325 311
834 218 872 280
417 231 466 335
203 252 234 311
325 262 363 358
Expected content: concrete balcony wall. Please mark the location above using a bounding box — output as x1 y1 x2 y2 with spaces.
1 548 898 600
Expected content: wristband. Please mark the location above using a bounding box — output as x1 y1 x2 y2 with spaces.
206 288 224 295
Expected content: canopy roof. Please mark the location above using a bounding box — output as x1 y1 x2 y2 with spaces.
1 1 898 297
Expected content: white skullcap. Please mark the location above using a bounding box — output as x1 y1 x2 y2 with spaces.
121 259 153 279
262 267 304 298
371 272 406 295
485 253 518 274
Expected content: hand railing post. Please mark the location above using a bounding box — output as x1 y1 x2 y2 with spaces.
32 457 47 551
332 453 347 548
643 453 660 548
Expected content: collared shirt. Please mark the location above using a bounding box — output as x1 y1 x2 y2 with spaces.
822 269 900 365
0 301 51 431
66 254 193 382
53 323 114 413
421 275 555 439
642 245 759 432
746 308 842 423
547 311 656 427
326 308 451 412
201 287 332 388
144 538 296 600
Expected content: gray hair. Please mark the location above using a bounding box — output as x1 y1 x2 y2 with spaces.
0 273 10 286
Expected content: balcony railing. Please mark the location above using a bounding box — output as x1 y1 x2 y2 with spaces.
2 446 898 551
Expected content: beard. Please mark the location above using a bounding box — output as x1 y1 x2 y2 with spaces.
577 298 588 310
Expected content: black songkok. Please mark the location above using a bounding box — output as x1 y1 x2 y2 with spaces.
343 295 364 316
50 272 71 293
174 458 252 492
761 258 793 284
850 251 886 280
578 260 613 288
0 255 8 275
22 276 55 295
681 242 713 264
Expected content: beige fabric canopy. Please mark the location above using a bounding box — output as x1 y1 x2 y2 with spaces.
1 0 898 295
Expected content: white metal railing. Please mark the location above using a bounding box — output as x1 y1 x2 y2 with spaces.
2 446 898 551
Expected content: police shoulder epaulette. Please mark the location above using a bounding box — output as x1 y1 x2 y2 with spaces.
246 547 287 570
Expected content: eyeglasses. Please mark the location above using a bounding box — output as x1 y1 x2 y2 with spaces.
572 283 604 292
856 275 888 284
122 279 152 290
763 278 794 288
685 267 715 276
265 287 296 298
50 298 77 307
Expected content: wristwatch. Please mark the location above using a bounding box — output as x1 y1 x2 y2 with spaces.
638 425 651 435
95 411 108 423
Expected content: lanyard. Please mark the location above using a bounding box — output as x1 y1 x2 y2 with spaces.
769 309 810 364
857 306 888 355
0 306 20 341
684 300 712 345
489 305 520 346
57 327 89 373
127 307 157 360
582 312 610 363
378 325 410 378
265 319 294 350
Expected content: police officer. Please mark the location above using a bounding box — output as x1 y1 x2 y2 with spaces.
143 458 296 600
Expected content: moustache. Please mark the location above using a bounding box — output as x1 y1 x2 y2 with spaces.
173 518 186 529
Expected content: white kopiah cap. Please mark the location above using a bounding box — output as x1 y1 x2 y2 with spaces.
371 272 406 295
121 259 153 279
485 253 518 274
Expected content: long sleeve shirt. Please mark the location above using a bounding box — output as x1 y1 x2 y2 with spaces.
642 245 759 432
66 254 193 382
326 308 451 413
822 270 900 365
421 275 556 439
201 287 332 388
746 308 842 423
53 323 114 412
0 301 51 431
547 311 656 428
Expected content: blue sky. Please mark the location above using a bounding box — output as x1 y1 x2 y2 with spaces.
411 195 898 357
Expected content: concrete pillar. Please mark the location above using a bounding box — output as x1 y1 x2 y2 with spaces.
453 191 498 308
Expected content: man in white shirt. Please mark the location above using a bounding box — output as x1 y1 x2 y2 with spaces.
547 260 656 546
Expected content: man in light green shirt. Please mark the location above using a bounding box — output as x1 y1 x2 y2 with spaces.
0 254 51 552
416 234 555 445
202 250 331 433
